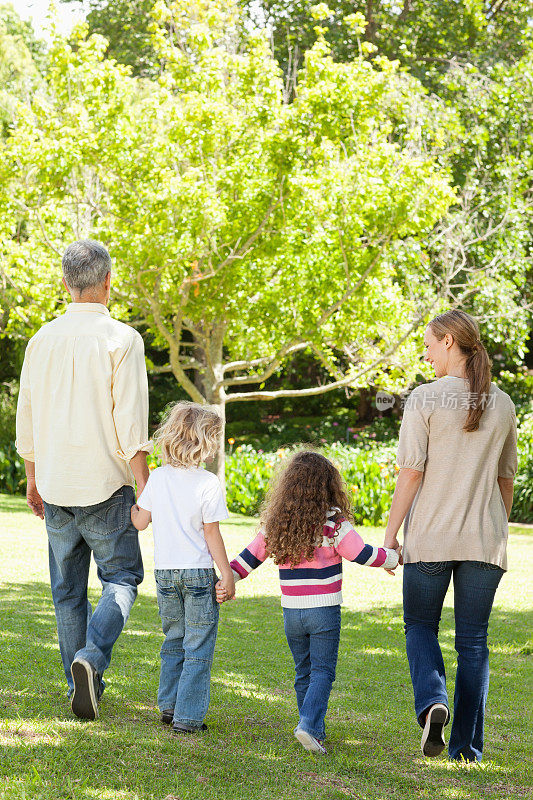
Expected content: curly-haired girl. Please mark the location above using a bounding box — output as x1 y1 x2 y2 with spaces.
217 450 400 754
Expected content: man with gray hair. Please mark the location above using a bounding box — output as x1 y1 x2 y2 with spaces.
16 240 151 720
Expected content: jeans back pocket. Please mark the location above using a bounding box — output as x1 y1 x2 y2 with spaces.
79 490 126 536
416 561 449 575
184 570 217 627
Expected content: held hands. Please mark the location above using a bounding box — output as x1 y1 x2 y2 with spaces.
215 572 236 604
383 534 403 577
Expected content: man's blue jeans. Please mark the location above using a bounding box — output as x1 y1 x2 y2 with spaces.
43 485 143 693
283 605 341 741
403 560 503 762
155 568 219 727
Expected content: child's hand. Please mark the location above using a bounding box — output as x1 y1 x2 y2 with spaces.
216 578 236 604
385 545 403 576
219 571 235 602
130 503 151 531
215 580 228 604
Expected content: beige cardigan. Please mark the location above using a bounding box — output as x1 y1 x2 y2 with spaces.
397 376 518 569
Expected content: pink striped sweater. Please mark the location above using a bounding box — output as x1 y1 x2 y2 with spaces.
230 511 399 608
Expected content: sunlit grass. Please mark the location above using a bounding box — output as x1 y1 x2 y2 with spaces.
0 493 531 800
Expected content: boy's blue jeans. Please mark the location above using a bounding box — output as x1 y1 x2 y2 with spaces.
403 560 503 762
155 568 219 727
283 605 341 741
43 485 143 693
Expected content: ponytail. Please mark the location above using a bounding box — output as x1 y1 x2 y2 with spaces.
429 310 492 432
463 342 492 432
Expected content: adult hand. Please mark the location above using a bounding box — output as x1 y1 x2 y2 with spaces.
384 533 404 562
27 478 44 519
385 547 403 576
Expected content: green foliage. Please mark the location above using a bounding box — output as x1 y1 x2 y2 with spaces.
513 413 533 524
0 4 42 134
224 441 398 524
0 442 25 494
0 3 458 420
225 412 399 450
63 0 161 77
243 1 532 84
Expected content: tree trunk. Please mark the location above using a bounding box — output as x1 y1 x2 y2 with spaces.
200 326 227 488
211 398 226 489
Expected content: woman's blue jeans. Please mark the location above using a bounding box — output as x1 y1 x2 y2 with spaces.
155 568 219 727
403 560 503 762
283 605 341 740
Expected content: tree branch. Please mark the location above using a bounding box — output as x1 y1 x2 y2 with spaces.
225 296 442 403
220 340 310 388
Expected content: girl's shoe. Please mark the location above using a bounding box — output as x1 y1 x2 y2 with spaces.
294 727 327 755
421 703 449 756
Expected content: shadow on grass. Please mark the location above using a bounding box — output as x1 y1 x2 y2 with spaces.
0 581 531 800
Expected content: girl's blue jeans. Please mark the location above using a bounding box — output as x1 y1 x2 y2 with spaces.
283 605 341 740
155 568 219 727
403 560 503 762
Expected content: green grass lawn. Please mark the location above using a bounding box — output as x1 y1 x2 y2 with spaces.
0 493 531 800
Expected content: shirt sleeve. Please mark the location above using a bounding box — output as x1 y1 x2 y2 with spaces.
112 330 153 462
498 402 518 479
202 476 229 524
335 520 399 569
15 345 35 461
136 474 153 511
230 531 269 581
396 390 429 471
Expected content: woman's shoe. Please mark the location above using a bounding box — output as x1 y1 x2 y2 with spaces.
294 727 327 754
421 703 449 756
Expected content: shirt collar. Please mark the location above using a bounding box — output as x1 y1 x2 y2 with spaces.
66 303 110 316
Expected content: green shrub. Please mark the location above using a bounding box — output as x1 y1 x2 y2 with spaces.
0 443 25 494
511 412 533 524
224 441 398 526
3 422 531 525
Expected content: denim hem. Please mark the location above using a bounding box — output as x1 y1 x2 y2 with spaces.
298 722 325 740
173 717 206 727
416 699 449 727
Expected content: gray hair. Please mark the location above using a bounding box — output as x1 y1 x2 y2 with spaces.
62 240 112 291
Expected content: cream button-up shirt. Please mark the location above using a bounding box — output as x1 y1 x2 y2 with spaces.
16 302 152 507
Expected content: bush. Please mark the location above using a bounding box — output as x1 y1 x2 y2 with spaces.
224 413 400 451
224 441 398 526
0 443 25 494
3 422 531 525
511 412 533 524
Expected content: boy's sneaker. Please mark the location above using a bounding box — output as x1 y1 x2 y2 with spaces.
161 710 174 725
294 727 327 755
71 658 100 721
421 703 449 757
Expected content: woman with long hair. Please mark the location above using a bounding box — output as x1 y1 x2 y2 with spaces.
384 309 517 761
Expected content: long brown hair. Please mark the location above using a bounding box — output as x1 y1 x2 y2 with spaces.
261 450 353 567
429 310 492 432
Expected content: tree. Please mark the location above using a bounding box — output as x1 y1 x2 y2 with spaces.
3 0 525 482
243 1 532 87
0 4 44 136
60 0 161 77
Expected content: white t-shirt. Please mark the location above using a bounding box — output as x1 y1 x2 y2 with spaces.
137 464 229 569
